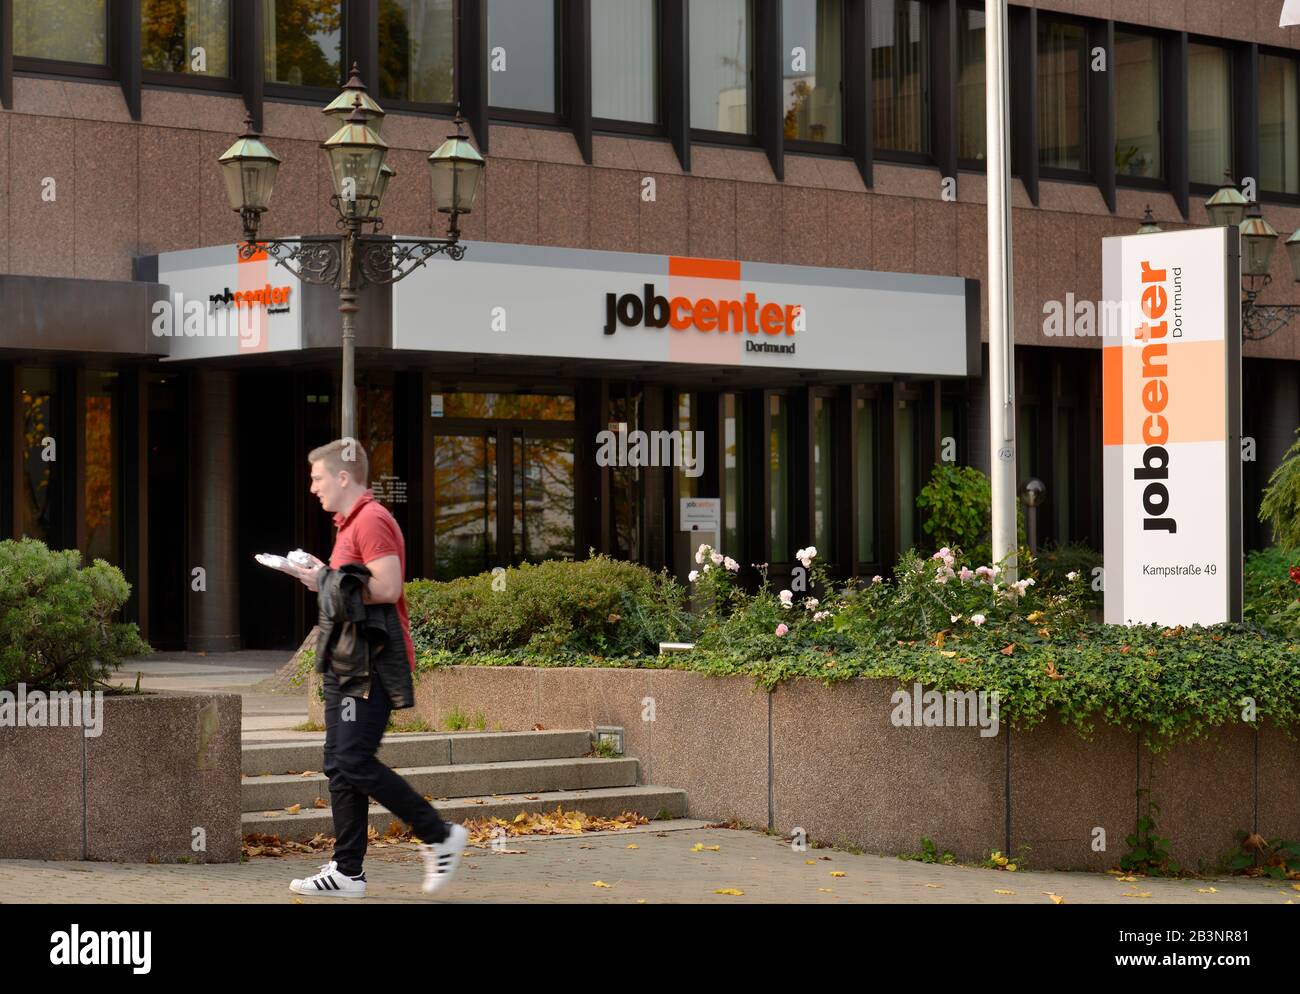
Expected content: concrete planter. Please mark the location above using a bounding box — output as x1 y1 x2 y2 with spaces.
0 690 241 863
312 664 1300 872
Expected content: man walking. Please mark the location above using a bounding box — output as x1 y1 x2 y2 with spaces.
278 438 468 898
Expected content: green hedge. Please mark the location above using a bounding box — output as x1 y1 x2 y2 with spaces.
407 555 692 658
417 622 1300 750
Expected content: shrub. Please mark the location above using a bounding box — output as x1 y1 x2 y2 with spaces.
1259 429 1300 552
1243 546 1300 638
1033 540 1103 610
916 464 993 563
406 554 692 658
0 538 149 691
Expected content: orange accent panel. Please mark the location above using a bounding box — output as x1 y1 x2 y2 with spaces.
668 257 740 281
1102 345 1124 447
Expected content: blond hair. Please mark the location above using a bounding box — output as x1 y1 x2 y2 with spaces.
308 438 369 486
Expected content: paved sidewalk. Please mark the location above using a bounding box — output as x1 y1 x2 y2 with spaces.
110 651 307 740
1 822 1293 904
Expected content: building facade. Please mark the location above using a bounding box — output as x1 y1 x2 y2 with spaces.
1 0 1299 650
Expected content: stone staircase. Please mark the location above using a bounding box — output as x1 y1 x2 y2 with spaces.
241 729 688 840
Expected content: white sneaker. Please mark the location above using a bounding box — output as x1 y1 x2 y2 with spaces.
419 824 469 896
289 860 367 898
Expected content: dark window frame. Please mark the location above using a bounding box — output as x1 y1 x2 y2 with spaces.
1112 23 1166 190
487 0 566 126
687 0 760 146
139 0 239 88
1257 42 1300 204
262 0 349 98
871 0 936 166
781 0 849 155
1185 34 1238 196
850 384 884 577
1035 10 1092 183
374 0 458 114
12 0 116 78
590 0 667 137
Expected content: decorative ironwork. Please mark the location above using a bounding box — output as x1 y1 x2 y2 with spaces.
1241 273 1300 341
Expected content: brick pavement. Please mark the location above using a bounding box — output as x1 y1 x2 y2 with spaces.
0 822 1293 904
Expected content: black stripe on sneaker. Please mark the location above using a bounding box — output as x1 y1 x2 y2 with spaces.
314 878 324 890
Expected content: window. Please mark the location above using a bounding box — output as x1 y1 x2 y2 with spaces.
957 5 985 162
812 395 833 556
896 398 918 552
854 396 876 563
1038 19 1088 172
14 0 108 64
488 0 559 114
379 0 455 105
1188 43 1232 186
593 0 660 124
675 392 696 500
264 0 343 87
1260 52 1300 195
723 393 744 558
769 393 790 559
19 369 61 545
1114 31 1161 180
872 0 930 155
84 371 121 566
783 0 843 144
142 0 231 76
690 0 754 135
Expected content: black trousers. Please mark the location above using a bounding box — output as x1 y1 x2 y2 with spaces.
322 669 449 876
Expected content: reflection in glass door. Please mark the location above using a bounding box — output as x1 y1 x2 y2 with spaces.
432 432 497 577
513 432 575 564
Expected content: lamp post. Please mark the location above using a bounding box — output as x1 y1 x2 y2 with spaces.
217 64 484 438
1144 175 1300 340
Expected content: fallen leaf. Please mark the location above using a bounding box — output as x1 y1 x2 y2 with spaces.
636 899 646 904
713 888 744 896
926 884 942 889
1197 887 1218 894
830 871 845 878
1123 892 1153 898
1000 644 1015 656
940 651 957 658
1044 892 1065 904
592 881 611 888
994 889 1016 895
300 771 317 777
313 798 328 809
805 859 817 865
626 844 639 849
292 897 303 904
817 887 833 892
1117 875 1138 882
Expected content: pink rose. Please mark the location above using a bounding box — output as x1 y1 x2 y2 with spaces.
775 623 789 637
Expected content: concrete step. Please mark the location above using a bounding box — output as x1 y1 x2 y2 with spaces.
242 757 640 812
241 729 593 776
242 785 690 841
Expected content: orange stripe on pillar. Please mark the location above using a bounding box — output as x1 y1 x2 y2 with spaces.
1102 345 1124 447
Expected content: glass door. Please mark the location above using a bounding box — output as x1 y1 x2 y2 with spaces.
512 430 575 566
431 431 498 578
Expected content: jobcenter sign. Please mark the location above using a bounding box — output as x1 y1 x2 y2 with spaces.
391 242 978 377
1101 226 1242 626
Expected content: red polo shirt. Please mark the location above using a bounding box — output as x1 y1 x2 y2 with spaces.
329 489 416 670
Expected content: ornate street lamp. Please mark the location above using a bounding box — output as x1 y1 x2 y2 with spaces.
1195 179 1300 340
217 119 281 237
1204 172 1249 228
1135 204 1162 234
218 75 484 439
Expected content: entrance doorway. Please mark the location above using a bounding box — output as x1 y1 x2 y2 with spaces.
427 392 575 580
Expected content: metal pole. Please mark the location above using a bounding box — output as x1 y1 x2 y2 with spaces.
986 0 1017 580
340 226 359 441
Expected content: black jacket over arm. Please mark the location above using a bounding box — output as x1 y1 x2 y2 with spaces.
315 563 414 708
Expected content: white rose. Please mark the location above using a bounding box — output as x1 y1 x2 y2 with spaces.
688 570 699 582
